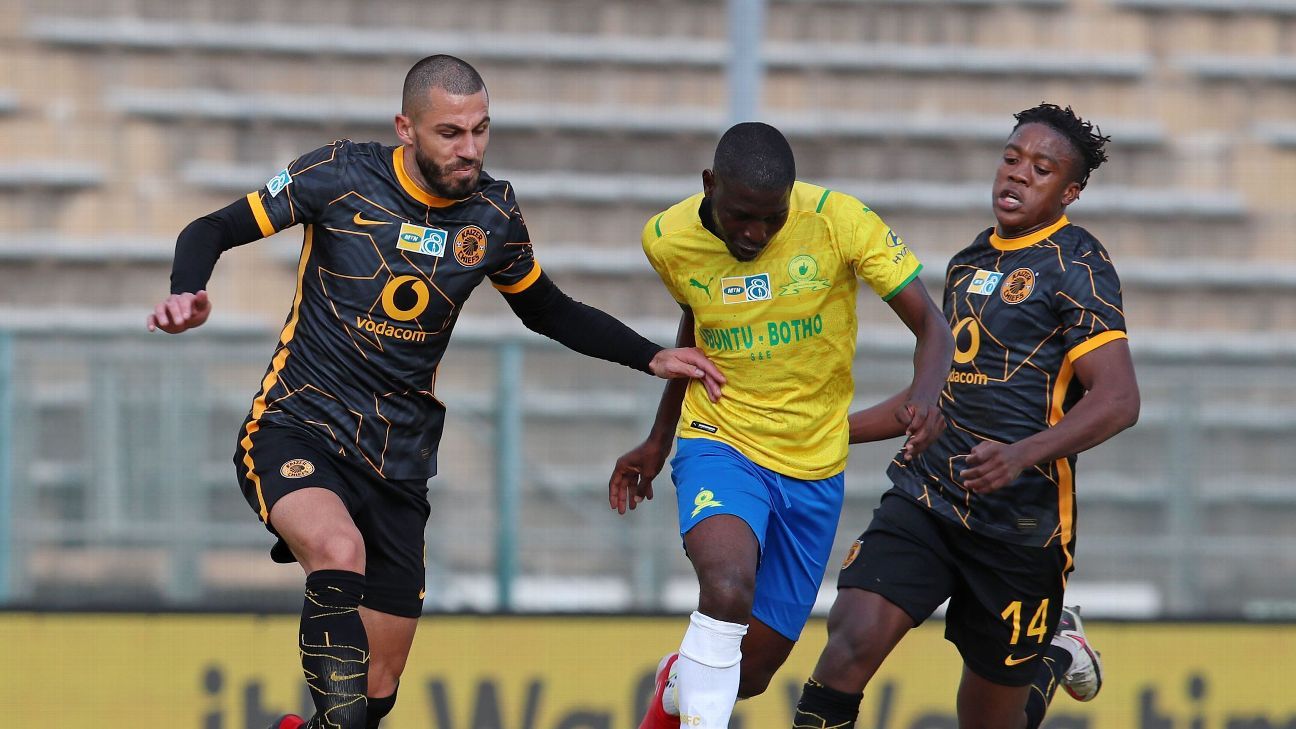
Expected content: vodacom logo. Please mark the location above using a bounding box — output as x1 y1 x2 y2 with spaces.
952 316 981 365
380 275 430 321
355 275 433 343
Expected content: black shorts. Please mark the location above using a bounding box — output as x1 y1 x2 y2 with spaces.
838 491 1070 686
234 421 431 618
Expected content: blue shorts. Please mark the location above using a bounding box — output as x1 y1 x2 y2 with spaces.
671 437 845 641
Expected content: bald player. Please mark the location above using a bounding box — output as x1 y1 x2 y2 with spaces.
148 55 724 729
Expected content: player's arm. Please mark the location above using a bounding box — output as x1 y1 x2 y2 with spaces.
846 391 916 443
500 274 724 399
606 308 695 514
873 279 954 459
147 197 265 333
961 339 1140 493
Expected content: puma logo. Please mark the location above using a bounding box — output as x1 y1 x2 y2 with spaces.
689 276 714 300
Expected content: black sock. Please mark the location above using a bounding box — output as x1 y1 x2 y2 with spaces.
300 570 369 729
1024 644 1074 729
365 685 398 729
793 677 863 729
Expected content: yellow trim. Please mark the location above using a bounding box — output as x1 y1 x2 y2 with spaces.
990 215 1070 251
1049 357 1075 579
239 225 315 522
1066 330 1127 363
393 147 458 208
493 261 544 294
246 191 276 238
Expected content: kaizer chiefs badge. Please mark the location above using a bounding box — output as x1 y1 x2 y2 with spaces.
841 540 863 569
454 225 487 267
280 459 315 479
1000 268 1035 304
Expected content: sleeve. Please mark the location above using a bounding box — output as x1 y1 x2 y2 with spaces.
488 193 544 294
169 196 265 294
641 213 686 305
1054 243 1129 362
243 141 351 238
831 192 923 301
501 272 662 373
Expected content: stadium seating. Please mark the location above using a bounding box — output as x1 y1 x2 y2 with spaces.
3 0 1295 617
1113 0 1296 14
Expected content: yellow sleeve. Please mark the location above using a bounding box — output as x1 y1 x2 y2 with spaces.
642 213 687 304
829 192 923 301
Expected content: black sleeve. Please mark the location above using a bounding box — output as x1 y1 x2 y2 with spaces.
169 197 266 294
502 272 663 374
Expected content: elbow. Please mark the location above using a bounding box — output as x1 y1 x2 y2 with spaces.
1115 389 1141 431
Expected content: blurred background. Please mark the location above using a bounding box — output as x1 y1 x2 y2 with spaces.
7 0 1296 721
1 0 1295 724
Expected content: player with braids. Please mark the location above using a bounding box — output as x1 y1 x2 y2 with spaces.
1013 102 1111 189
790 103 1139 729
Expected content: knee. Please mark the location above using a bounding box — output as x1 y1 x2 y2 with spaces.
367 659 404 698
301 533 365 573
823 623 876 667
696 571 756 623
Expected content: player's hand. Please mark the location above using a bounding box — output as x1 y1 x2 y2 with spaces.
960 441 1028 494
147 291 212 334
608 438 669 515
895 401 945 461
648 347 726 403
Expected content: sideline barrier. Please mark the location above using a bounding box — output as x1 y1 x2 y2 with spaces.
2 614 1294 728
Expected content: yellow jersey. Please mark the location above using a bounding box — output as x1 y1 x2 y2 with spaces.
643 182 922 479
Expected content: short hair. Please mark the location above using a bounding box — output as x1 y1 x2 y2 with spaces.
713 122 796 191
402 55 487 114
1013 103 1110 190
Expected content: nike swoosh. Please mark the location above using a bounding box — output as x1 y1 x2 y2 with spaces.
329 670 365 682
1004 653 1038 666
353 212 390 226
418 588 426 600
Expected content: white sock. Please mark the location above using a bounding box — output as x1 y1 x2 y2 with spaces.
675 611 748 729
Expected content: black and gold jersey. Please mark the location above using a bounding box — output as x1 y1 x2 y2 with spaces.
888 216 1127 553
238 140 539 480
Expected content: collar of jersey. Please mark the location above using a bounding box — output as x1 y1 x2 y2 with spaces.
990 215 1070 251
393 147 462 208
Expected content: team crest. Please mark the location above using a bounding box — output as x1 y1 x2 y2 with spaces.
841 540 862 569
778 255 831 296
454 225 488 267
280 459 315 479
1000 268 1035 304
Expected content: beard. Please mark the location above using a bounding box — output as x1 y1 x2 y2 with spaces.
414 147 482 199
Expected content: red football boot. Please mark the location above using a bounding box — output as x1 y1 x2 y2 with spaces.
639 653 680 729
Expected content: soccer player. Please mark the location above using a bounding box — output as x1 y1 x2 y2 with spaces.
146 55 725 729
789 104 1140 729
608 122 955 729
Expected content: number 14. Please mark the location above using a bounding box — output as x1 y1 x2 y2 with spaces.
1001 599 1049 645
